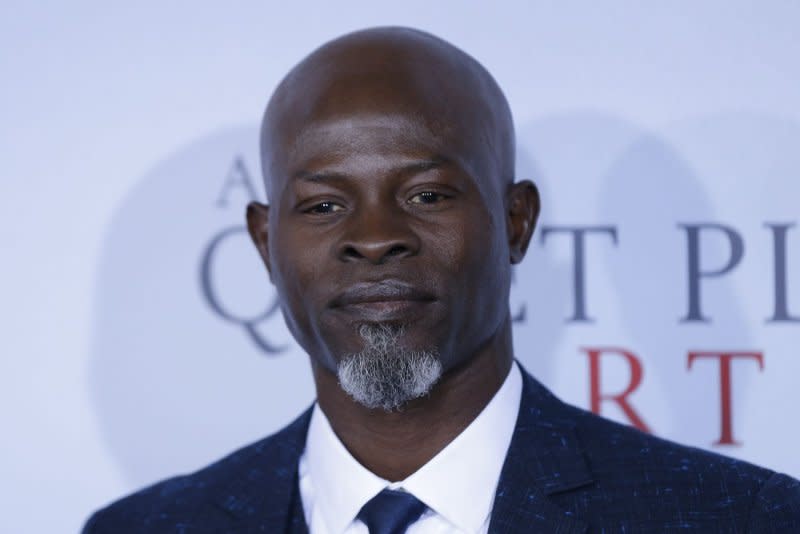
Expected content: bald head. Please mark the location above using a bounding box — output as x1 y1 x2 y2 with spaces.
260 27 515 201
247 26 540 417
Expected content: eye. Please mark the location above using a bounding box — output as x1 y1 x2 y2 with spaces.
408 191 448 205
305 201 345 214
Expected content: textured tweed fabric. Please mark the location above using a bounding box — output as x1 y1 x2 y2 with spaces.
84 365 800 533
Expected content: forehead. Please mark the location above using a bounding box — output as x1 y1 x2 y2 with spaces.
277 113 488 207
286 113 453 171
265 80 494 197
260 30 512 200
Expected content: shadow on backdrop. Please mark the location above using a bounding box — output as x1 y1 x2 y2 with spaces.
89 113 800 488
89 126 314 488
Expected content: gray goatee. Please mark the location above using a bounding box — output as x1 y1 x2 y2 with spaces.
337 324 442 411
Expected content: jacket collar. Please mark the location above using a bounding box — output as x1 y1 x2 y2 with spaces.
208 364 593 533
489 366 594 533
212 407 312 533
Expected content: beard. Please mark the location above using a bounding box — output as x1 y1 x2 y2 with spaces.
336 323 443 412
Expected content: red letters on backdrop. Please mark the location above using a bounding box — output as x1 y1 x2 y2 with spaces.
687 351 764 445
583 347 765 446
583 347 650 433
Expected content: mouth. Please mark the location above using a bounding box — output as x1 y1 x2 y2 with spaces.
329 279 436 321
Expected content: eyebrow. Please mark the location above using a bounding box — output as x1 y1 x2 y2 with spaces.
292 157 449 183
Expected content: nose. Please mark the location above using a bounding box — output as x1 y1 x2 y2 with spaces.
338 204 420 264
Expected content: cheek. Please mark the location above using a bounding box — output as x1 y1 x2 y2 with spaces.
425 205 507 295
463 203 506 268
270 226 330 328
447 206 510 317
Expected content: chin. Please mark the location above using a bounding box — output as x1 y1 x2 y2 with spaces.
335 323 445 411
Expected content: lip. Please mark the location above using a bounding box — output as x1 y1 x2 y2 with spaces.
331 279 436 307
329 279 436 320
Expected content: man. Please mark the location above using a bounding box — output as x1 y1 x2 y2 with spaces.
85 27 800 533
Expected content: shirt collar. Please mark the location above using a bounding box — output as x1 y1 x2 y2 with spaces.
304 402 386 534
399 362 522 531
303 362 523 533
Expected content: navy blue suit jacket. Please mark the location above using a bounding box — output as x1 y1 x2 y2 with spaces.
85 366 800 533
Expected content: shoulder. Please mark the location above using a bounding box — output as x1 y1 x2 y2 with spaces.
83 408 311 534
569 401 772 487
565 401 800 527
515 367 800 528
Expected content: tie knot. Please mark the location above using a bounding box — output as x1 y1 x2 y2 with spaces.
357 489 427 534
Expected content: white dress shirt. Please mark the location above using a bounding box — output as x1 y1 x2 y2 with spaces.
298 362 523 534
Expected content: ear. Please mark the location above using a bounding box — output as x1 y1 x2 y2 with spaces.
506 180 540 264
246 201 273 281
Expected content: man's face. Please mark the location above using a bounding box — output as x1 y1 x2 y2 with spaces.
249 31 536 384
261 107 513 377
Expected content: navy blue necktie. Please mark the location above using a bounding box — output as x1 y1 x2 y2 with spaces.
357 489 427 534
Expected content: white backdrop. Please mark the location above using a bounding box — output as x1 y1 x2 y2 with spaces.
2 2 799 532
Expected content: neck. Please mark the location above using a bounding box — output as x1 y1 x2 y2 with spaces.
312 317 514 481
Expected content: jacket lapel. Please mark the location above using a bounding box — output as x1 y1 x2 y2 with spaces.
211 407 312 533
489 367 594 534
205 365 593 533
